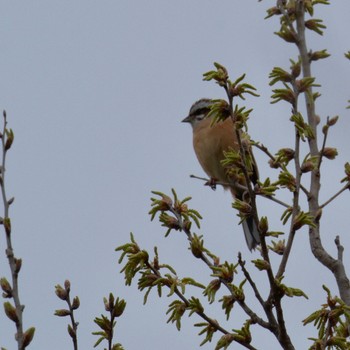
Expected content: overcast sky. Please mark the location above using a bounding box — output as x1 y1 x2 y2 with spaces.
1 1 350 349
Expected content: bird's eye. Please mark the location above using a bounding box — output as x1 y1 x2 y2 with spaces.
192 108 209 121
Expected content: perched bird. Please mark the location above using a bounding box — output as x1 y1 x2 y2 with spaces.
182 98 260 250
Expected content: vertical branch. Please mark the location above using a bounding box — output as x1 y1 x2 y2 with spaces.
0 111 34 349
295 1 350 304
276 67 303 279
1 111 24 348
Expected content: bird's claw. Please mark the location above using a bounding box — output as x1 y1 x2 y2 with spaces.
205 178 217 191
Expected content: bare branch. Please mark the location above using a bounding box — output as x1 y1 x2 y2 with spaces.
320 183 350 209
0 111 34 349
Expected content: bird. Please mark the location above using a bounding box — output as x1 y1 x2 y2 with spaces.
182 98 260 250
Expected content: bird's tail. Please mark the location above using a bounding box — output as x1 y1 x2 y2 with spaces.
242 217 260 251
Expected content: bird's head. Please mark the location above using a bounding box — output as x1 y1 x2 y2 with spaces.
182 98 213 129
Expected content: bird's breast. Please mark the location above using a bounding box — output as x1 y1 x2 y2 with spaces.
192 118 237 184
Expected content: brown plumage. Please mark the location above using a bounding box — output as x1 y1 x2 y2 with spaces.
182 98 260 250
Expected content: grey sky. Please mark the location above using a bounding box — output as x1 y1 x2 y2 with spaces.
0 1 350 349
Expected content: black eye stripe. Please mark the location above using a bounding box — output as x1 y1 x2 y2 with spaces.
191 107 209 116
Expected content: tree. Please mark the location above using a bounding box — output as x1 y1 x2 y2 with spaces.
117 1 350 349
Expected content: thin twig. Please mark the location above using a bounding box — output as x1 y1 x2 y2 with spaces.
238 254 266 308
190 174 290 208
319 183 350 209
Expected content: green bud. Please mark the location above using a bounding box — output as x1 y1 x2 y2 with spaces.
67 324 76 339
71 296 80 310
4 301 18 323
55 284 67 301
305 19 326 36
54 309 71 317
4 129 14 151
113 298 126 318
64 280 71 292
322 124 329 134
22 327 36 347
258 217 268 235
252 259 270 271
0 277 12 297
275 26 298 43
268 240 285 255
310 49 330 61
290 59 301 78
3 217 11 236
190 235 203 258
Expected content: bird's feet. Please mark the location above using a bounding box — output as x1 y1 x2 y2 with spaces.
204 177 218 191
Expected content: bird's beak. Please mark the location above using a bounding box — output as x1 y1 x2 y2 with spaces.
181 115 191 123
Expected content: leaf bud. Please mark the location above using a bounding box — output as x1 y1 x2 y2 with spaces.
285 147 296 159
71 296 80 310
67 324 76 339
4 129 14 151
301 161 315 173
54 309 71 317
252 259 270 271
210 279 221 292
4 301 18 323
310 49 330 61
113 298 126 318
55 284 68 301
3 217 11 236
64 279 71 292
104 294 113 311
275 27 298 43
233 201 251 216
258 217 268 235
327 115 339 126
269 240 285 255
14 258 22 274
190 239 203 258
265 6 281 19
160 214 180 230
290 60 301 78
322 147 338 160
0 277 13 298
322 124 329 134
158 195 173 211
22 327 36 347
